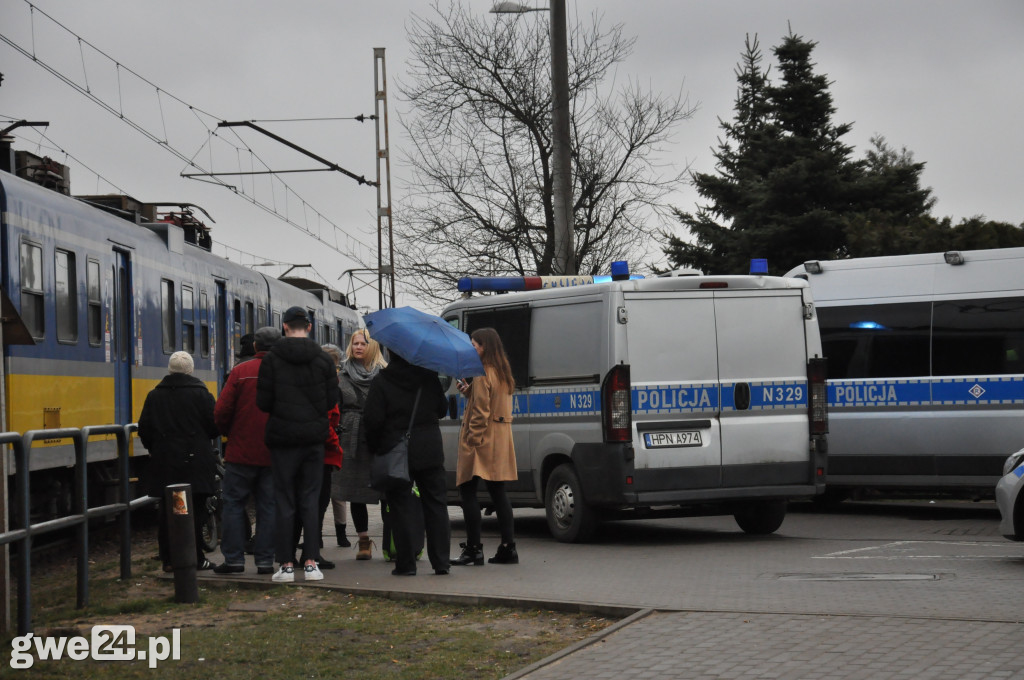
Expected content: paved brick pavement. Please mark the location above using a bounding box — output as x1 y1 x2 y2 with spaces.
510 610 1024 680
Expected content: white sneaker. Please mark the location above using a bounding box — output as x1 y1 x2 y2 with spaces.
272 564 295 583
303 562 324 581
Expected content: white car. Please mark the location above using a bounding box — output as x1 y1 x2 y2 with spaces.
996 448 1024 540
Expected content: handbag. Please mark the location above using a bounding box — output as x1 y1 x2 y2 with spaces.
370 387 422 492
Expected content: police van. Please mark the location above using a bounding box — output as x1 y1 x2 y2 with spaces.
785 247 1024 497
439 264 828 542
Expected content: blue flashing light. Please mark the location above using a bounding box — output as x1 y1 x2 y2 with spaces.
749 258 768 275
850 321 889 330
458 264 645 294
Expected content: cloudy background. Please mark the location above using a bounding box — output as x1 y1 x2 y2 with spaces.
2 0 1021 309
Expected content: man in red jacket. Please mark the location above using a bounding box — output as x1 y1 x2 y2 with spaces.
212 326 281 575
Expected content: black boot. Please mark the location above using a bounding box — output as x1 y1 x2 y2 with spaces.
451 542 484 566
336 523 351 548
488 542 518 564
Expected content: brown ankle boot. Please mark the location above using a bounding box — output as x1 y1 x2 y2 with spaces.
356 536 374 560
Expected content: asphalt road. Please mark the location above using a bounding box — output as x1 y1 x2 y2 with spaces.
207 499 1024 678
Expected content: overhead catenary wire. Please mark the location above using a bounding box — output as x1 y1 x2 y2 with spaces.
0 0 378 269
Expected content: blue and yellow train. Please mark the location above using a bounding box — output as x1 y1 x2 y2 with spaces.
0 155 362 515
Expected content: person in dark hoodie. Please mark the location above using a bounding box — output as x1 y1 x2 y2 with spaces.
138 351 219 572
256 306 339 583
362 352 451 576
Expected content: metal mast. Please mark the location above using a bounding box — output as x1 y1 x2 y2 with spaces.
373 48 396 309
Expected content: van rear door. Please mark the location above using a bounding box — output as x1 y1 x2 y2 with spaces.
714 289 813 486
624 291 723 489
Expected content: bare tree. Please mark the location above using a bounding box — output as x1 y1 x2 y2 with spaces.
396 1 695 302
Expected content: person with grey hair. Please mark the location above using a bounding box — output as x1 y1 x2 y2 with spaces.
138 350 220 572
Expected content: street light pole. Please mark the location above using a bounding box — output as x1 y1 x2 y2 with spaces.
492 1 575 275
548 0 574 275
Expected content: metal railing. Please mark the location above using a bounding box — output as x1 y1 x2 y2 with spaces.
0 424 156 635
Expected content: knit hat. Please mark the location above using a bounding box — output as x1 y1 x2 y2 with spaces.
168 351 194 375
254 326 281 351
282 306 309 324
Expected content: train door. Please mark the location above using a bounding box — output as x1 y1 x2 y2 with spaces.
112 250 133 424
215 281 228 386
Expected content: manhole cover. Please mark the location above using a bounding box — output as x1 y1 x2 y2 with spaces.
777 573 941 581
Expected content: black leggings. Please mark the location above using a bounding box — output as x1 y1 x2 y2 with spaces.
459 477 514 546
350 502 370 533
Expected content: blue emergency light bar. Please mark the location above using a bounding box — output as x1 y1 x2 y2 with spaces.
457 261 643 293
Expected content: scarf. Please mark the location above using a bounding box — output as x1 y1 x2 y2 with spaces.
342 358 379 388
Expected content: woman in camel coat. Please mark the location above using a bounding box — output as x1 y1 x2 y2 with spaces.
452 327 518 566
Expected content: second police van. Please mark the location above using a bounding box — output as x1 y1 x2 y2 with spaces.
439 262 828 542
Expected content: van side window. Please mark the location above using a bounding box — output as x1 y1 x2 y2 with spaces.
20 240 44 339
161 279 176 353
529 302 603 384
55 249 78 343
87 258 102 346
932 296 1024 376
464 306 530 388
817 303 930 379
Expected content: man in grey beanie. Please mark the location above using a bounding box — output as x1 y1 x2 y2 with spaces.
138 351 219 571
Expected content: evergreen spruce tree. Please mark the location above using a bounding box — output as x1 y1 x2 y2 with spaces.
665 32 861 274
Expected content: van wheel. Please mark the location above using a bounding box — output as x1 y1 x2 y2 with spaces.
734 500 787 535
545 464 598 543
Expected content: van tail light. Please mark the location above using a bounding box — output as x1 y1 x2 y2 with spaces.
602 364 632 443
808 357 828 435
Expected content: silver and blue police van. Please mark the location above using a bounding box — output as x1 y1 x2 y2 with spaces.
440 263 828 542
785 247 1024 498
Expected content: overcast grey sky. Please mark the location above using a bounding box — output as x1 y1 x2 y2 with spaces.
2 1 1022 307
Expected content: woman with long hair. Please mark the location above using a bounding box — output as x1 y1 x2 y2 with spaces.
452 327 519 566
331 329 388 559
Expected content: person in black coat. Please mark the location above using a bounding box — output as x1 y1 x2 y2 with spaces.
363 352 451 576
137 351 219 571
256 306 340 583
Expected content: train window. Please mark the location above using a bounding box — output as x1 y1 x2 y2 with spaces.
233 299 242 355
932 296 1024 376
161 279 176 353
337 321 347 349
273 311 281 329
245 302 255 335
182 286 196 354
55 249 78 343
19 241 44 339
200 291 210 357
258 305 267 327
87 258 101 346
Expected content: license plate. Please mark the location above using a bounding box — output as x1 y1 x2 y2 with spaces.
643 431 702 448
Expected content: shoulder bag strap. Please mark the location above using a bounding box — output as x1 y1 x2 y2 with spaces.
404 387 423 438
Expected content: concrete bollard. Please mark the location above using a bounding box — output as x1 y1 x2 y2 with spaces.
164 483 198 603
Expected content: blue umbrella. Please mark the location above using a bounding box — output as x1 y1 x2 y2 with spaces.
363 306 485 378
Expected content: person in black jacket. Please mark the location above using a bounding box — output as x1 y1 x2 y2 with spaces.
363 352 451 576
138 351 219 572
256 306 340 583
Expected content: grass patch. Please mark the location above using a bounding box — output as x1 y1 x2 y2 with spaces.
3 529 613 678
